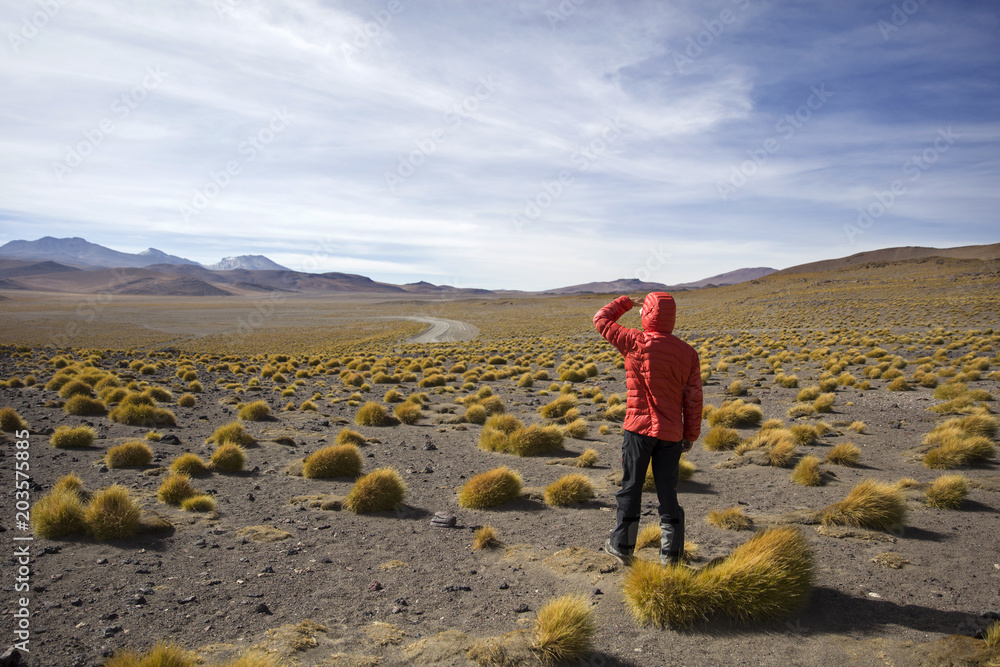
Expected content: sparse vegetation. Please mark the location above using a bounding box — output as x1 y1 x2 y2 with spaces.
826 442 861 467
925 474 968 509
170 453 210 476
533 594 596 664
543 473 595 507
344 467 406 512
303 444 363 478
458 466 523 509
50 425 95 448
211 443 247 472
707 506 753 531
355 401 390 426
85 484 142 541
822 479 906 532
105 440 153 468
791 455 822 486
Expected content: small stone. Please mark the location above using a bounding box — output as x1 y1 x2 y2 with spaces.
368 580 383 592
0 648 21 667
134 595 147 606
254 603 272 615
422 442 437 451
430 512 457 528
159 434 181 445
592 588 603 596
514 603 530 613
499 581 509 590
178 596 197 604
102 625 123 637
97 558 108 565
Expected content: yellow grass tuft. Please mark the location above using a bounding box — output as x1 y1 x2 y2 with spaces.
790 455 822 486
170 453 210 476
707 399 763 428
157 473 198 505
925 474 968 509
50 425 96 448
625 527 813 628
826 442 862 467
562 417 589 439
458 466 523 509
336 428 367 447
209 421 256 448
813 393 836 413
31 489 87 539
211 443 246 473
177 393 197 407
238 400 271 421
533 594 596 664
108 402 176 427
707 506 753 531
703 425 740 451
543 474 595 507
576 448 599 467
393 401 422 425
103 641 197 667
821 479 906 532
472 524 502 550
53 471 85 495
181 494 216 512
985 620 1000 649
355 401 390 426
344 467 406 512
0 407 28 432
85 484 142 541
303 444 363 478
63 395 107 416
540 394 578 420
105 440 153 468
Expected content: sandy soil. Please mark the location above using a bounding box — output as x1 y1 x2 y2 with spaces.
2 337 998 667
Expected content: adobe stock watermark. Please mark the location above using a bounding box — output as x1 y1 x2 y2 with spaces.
340 0 406 62
511 117 626 232
671 0 751 74
844 127 959 244
632 244 672 284
8 0 69 54
47 268 133 347
545 0 586 28
383 75 498 193
51 66 166 182
178 108 293 223
717 84 833 201
877 0 930 41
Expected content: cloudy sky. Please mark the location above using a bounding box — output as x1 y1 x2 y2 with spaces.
1 0 997 290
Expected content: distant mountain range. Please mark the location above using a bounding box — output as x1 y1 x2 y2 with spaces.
0 236 995 297
0 236 290 272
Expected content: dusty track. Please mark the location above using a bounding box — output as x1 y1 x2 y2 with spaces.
401 316 480 343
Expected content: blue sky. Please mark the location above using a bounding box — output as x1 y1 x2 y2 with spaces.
1 0 997 290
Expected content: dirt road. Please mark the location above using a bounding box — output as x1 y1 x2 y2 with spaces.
401 316 479 343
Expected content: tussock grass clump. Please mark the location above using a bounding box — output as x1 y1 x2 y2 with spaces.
604 403 627 422
826 442 861 467
211 443 246 472
177 393 197 408
0 407 28 432
142 386 173 402
821 479 906 532
472 524 502 550
813 393 836 413
543 474 595 507
85 484 142 541
789 423 821 445
58 379 93 399
791 455 822 486
464 404 488 424
921 423 995 469
103 641 196 667
303 444 363 478
209 421 255 448
508 424 565 456
336 428 366 447
105 441 153 468
393 401 422 425
703 425 740 451
707 399 763 428
985 620 1000 650
54 471 85 495
50 425 96 448
355 401 390 426
562 418 588 439
625 527 813 628
64 395 107 416
576 448 599 467
796 386 821 402
707 506 753 531
344 467 406 513
238 400 271 421
458 466 523 509
181 494 216 512
540 394 578 420
108 403 176 427
157 473 198 505
925 474 968 509
170 453 210 476
886 377 911 391
32 489 87 538
533 594 596 665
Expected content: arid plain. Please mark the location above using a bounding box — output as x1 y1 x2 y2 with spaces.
2 255 999 667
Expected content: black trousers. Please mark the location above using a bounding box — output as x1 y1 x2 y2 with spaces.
610 429 685 561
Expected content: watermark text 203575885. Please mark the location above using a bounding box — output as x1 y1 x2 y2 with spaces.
12 429 33 654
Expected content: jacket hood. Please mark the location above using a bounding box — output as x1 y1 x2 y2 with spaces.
641 292 676 334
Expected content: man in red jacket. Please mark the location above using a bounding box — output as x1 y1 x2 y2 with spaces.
593 293 702 566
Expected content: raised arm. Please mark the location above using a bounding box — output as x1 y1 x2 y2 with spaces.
593 295 640 357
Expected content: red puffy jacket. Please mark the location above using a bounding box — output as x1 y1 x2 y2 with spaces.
593 293 702 442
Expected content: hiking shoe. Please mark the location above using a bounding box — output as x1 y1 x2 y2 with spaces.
604 538 633 566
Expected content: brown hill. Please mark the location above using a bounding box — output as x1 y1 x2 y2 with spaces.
776 243 1000 275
